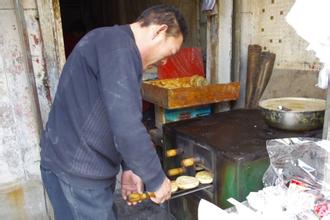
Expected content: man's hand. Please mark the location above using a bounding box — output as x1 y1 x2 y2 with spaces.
150 177 171 204
121 170 143 205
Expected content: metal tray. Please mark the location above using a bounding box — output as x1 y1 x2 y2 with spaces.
142 78 240 109
171 183 213 200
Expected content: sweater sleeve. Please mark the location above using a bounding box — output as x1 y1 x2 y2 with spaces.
121 160 130 171
96 47 166 192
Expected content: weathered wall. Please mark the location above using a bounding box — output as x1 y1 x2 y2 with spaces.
0 0 50 218
234 0 326 107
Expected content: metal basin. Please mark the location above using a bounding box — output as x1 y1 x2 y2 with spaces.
259 97 326 131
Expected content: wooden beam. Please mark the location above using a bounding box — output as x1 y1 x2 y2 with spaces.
322 81 330 139
36 0 65 105
218 0 233 84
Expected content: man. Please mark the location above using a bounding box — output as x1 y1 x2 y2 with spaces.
40 4 187 219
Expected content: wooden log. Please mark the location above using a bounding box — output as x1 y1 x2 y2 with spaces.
251 52 276 108
245 44 262 108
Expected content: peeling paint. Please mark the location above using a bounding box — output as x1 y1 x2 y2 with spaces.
31 34 39 45
0 1 52 218
25 11 52 122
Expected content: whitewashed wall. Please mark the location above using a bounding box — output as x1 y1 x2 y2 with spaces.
0 0 54 219
231 0 326 107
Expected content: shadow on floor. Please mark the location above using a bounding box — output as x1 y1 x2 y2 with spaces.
114 191 175 220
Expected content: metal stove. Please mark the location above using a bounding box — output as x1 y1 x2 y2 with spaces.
162 109 322 220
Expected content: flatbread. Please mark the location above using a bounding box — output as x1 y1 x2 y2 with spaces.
171 181 178 193
195 171 213 184
175 175 199 190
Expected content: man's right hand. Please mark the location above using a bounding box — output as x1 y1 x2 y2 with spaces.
150 177 171 204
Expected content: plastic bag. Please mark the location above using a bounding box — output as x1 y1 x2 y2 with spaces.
263 138 329 189
286 0 330 89
263 138 330 218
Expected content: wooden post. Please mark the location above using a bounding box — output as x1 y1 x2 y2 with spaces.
323 79 330 139
206 0 234 112
36 0 65 106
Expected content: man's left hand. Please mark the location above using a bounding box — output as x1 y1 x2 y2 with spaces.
121 170 144 205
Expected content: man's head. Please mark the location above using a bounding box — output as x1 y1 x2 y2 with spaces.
136 4 188 41
131 5 188 70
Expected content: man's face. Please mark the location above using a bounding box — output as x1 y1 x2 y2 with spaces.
146 33 183 70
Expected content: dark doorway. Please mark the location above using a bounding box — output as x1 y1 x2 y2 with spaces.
59 0 206 57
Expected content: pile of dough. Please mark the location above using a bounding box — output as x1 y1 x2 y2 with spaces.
148 78 191 89
171 181 178 193
175 175 200 190
189 75 209 87
147 75 208 89
195 171 213 184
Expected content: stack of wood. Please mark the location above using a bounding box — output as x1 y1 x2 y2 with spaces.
245 45 276 109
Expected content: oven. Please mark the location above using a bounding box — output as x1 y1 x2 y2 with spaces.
161 109 322 220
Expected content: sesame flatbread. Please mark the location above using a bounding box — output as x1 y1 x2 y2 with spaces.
195 171 213 184
175 175 199 190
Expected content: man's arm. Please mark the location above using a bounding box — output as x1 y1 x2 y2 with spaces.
97 47 165 192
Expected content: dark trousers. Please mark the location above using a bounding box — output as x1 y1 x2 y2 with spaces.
40 165 117 220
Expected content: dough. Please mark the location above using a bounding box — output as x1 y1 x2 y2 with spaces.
195 171 213 184
175 175 200 190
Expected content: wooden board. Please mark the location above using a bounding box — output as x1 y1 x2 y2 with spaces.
142 78 240 109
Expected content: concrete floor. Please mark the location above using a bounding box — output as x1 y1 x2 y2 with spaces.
0 179 51 220
0 175 173 220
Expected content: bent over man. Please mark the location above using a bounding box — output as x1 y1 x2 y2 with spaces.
40 4 187 219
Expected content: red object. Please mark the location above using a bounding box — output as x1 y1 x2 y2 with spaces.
315 201 330 218
158 48 205 79
143 48 205 112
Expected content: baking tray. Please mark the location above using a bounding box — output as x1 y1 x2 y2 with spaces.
141 77 240 109
171 183 213 200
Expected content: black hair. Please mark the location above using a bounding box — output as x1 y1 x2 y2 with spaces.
137 4 188 41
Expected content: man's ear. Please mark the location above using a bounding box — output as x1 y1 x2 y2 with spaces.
152 24 168 40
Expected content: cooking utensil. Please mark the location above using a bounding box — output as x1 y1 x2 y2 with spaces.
277 105 292 111
127 192 156 203
259 97 326 131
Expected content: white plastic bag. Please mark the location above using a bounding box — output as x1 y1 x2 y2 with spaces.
286 0 330 89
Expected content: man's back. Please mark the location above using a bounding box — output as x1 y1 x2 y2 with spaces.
40 25 144 188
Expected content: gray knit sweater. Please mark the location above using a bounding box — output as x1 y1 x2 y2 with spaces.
40 25 165 191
